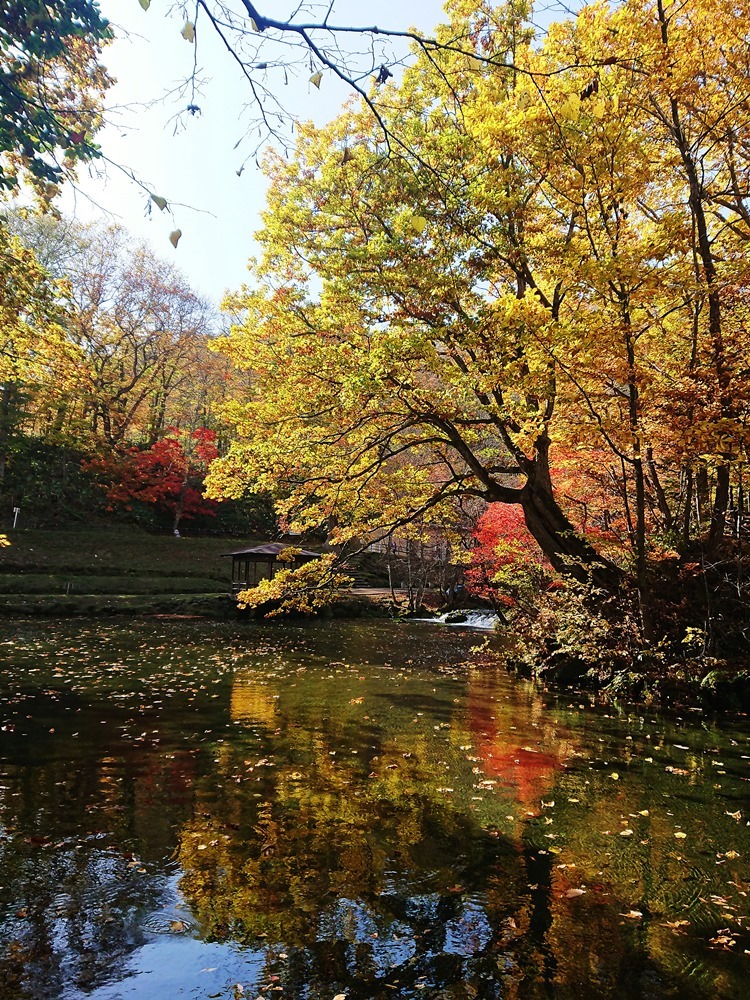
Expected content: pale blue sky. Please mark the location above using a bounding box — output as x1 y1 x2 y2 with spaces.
65 1 449 306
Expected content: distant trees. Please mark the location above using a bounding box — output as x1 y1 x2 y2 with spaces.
0 217 251 531
3 218 225 430
60 223 221 448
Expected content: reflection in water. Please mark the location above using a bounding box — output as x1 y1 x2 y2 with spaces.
230 679 278 727
0 619 748 998
467 667 574 812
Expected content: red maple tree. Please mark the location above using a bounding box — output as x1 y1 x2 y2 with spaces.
465 504 549 608
86 427 219 534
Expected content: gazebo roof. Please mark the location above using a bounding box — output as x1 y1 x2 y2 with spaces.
222 542 321 559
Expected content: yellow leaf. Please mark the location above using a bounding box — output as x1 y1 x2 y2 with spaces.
559 94 581 121
410 215 427 234
310 71 323 89
169 229 182 248
610 772 619 780
517 89 533 110
181 21 195 43
250 17 259 31
674 831 687 839
138 0 150 10
151 194 167 212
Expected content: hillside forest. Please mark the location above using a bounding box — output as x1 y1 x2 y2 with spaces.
1 0 749 682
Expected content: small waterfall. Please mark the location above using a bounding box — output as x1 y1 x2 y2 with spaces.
420 609 500 631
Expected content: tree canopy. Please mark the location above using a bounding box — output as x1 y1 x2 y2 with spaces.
208 0 750 635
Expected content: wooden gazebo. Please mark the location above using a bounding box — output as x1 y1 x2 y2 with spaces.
223 542 321 594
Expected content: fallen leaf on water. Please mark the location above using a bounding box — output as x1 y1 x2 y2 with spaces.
709 931 736 949
566 888 585 898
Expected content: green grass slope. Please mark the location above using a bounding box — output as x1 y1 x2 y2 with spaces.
0 528 264 612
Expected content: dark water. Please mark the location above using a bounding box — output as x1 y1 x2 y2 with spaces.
0 618 748 999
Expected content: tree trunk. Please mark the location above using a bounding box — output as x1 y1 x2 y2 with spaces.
708 464 730 554
646 446 673 534
499 434 626 594
518 482 624 593
680 464 693 552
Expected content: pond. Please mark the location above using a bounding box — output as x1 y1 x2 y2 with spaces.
0 618 748 999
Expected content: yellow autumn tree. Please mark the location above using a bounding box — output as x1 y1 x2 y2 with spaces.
210 0 750 644
0 224 83 482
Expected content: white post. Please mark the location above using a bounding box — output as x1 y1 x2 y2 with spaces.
12 507 20 529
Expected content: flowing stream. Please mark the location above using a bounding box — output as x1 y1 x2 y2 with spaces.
0 617 748 999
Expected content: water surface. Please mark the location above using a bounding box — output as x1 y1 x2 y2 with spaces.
0 618 748 999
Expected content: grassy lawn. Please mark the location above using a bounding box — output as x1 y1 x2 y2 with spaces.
0 573 226 595
0 528 264 595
